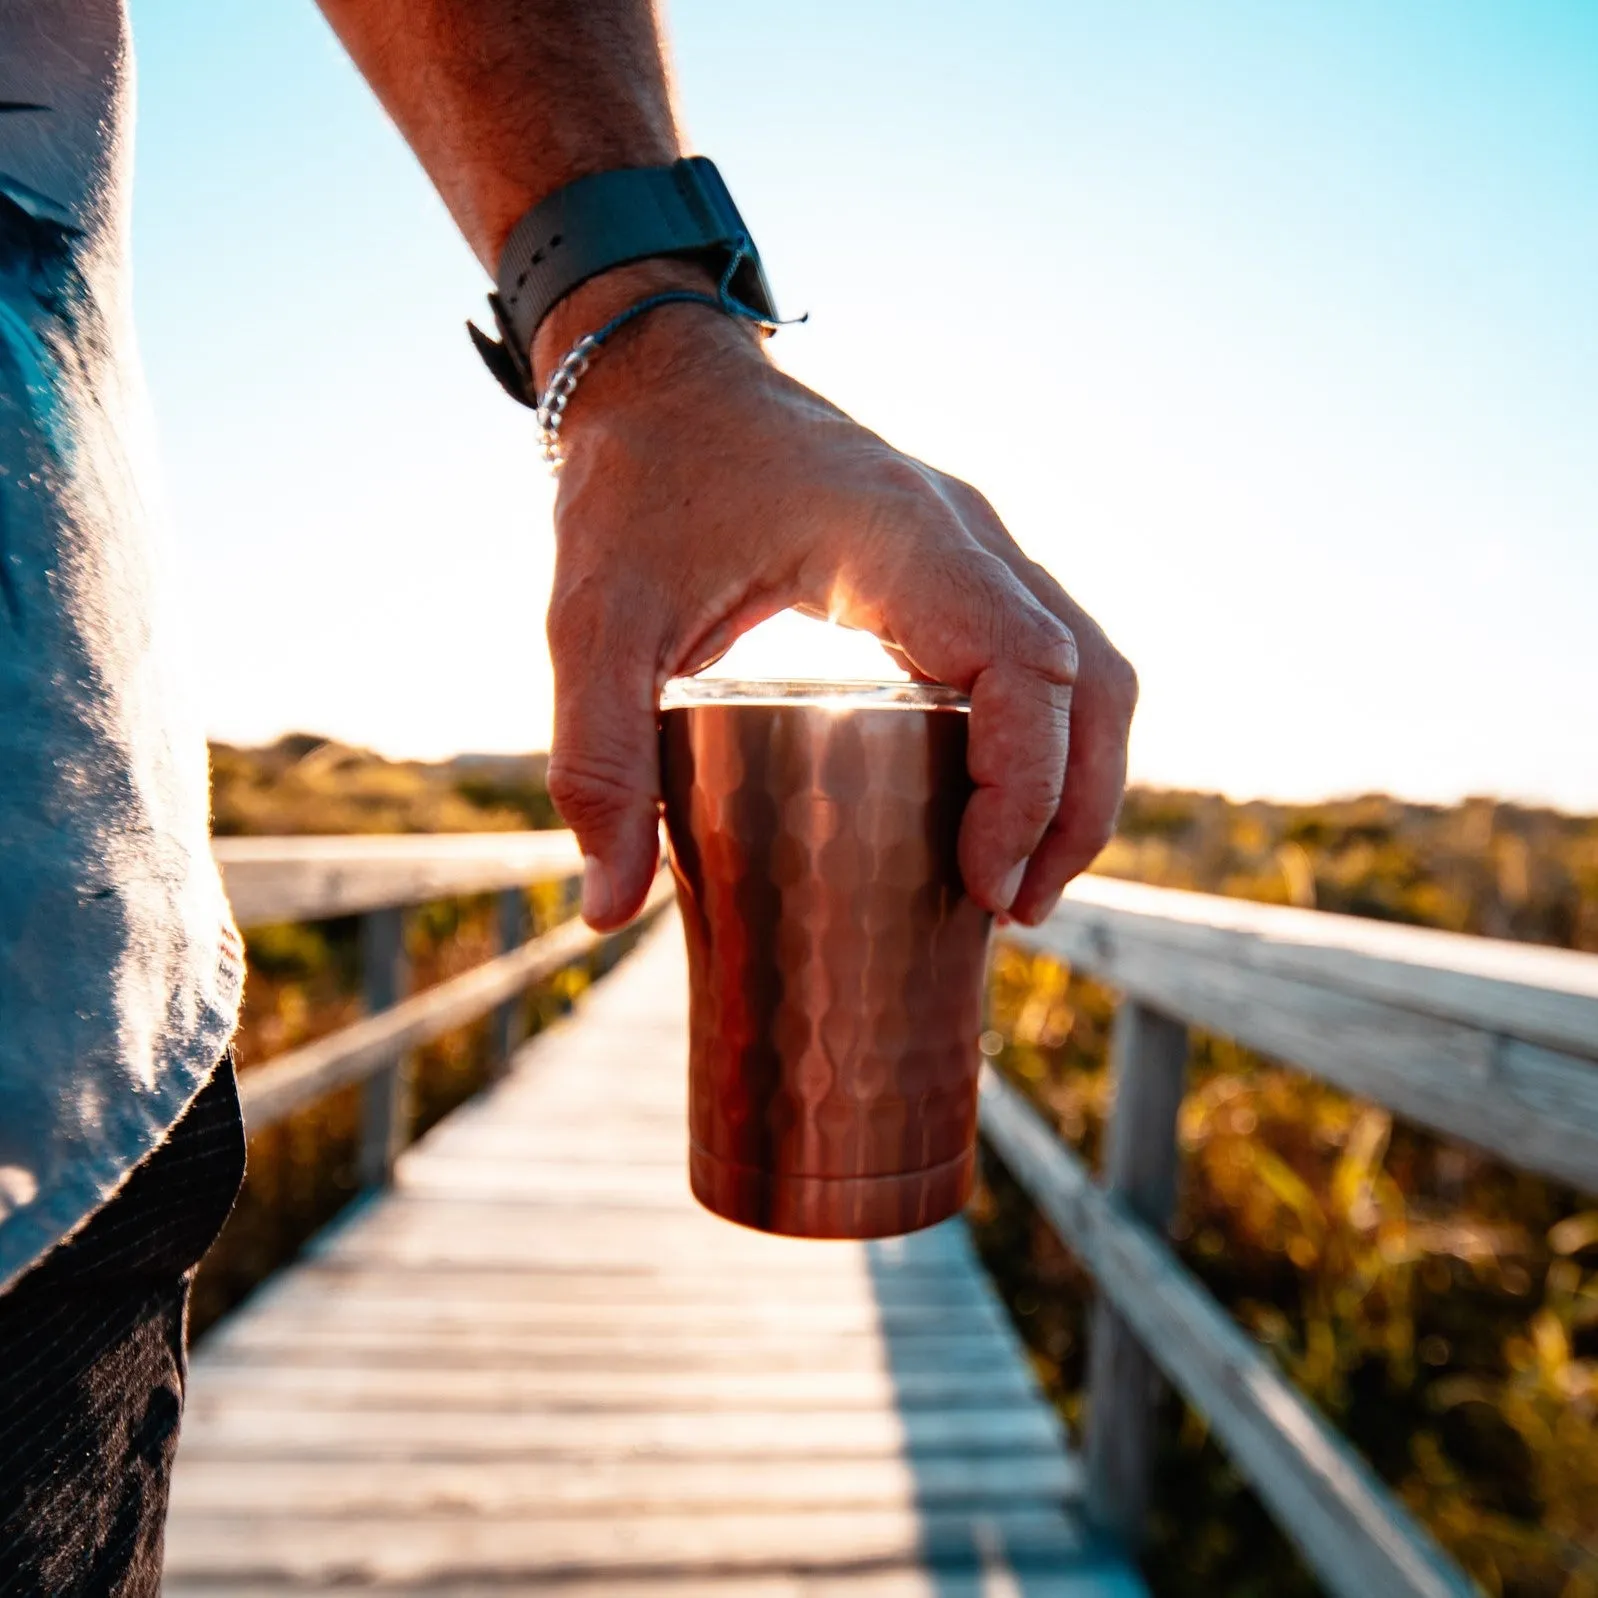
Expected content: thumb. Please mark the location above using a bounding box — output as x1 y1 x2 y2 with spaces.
545 610 662 931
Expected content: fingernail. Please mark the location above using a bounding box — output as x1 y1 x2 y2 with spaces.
997 860 1026 913
581 855 613 925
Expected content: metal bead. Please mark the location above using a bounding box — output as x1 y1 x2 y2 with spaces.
537 331 604 476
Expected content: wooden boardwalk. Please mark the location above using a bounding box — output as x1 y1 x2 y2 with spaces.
165 916 1144 1596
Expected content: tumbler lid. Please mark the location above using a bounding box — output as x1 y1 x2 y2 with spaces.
660 678 970 712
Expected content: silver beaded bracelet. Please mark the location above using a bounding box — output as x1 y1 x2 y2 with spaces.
533 289 731 472
531 241 800 472
534 334 600 469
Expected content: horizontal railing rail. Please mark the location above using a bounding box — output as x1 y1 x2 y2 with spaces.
1017 876 1598 1190
215 831 585 930
240 875 675 1132
214 830 660 1185
982 875 1598 1598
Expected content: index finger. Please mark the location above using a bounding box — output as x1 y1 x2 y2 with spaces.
837 537 1078 913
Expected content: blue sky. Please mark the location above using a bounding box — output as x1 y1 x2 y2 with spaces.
129 1 1597 807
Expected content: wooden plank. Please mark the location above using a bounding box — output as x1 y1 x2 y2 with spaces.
185 1362 1039 1411
204 1291 1000 1333
307 1202 981 1273
1050 874 1598 1058
254 1257 986 1298
166 1452 1083 1517
193 1329 1025 1374
978 1067 1476 1598
401 1132 691 1165
165 1574 1143 1598
162 1506 1094 1584
401 1130 694 1164
241 1264 994 1311
1084 1002 1188 1545
215 830 583 928
169 918 1138 1596
1011 913 1598 1192
175 1403 1068 1461
237 874 673 1129
392 1169 697 1209
165 1578 1142 1598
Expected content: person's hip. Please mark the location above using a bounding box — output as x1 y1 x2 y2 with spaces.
0 1055 246 1596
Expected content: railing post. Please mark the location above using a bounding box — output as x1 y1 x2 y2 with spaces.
492 886 530 1076
1084 999 1189 1546
357 906 409 1188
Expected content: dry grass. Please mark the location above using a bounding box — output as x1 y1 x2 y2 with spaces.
971 788 1598 1598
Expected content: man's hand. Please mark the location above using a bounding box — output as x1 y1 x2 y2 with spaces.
313 0 1138 931
538 268 1138 931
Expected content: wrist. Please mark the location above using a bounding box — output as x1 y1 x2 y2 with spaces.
531 258 765 448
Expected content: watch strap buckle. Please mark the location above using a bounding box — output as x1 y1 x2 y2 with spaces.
467 293 538 409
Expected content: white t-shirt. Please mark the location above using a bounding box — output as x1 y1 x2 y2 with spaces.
0 0 243 1290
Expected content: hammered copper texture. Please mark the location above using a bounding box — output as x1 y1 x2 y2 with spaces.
660 698 992 1239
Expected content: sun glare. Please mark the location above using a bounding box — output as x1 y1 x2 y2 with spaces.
698 610 911 685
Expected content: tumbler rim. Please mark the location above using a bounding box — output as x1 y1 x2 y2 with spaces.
659 677 970 712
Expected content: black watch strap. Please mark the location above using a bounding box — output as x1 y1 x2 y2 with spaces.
468 156 777 407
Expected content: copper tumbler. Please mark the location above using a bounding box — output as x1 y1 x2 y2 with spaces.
659 679 993 1240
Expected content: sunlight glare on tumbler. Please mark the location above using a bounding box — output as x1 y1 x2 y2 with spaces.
698 610 911 687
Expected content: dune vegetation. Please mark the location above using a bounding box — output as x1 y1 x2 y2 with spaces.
973 789 1598 1598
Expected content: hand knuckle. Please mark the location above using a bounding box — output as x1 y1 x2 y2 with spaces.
546 749 637 833
1104 649 1139 717
1012 609 1078 683
1088 814 1119 858
1011 770 1062 834
545 586 600 658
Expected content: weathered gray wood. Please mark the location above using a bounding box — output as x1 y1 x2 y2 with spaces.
164 1574 1143 1598
183 1360 1044 1411
1084 1002 1188 1546
1010 901 1598 1192
491 885 530 1076
197 1326 1025 1374
163 1505 1099 1585
254 1265 994 1314
165 1577 1141 1598
304 1198 979 1273
978 1067 1478 1598
168 918 1135 1595
1050 874 1598 1059
165 1451 1081 1516
179 1405 1061 1460
209 1292 1000 1335
214 830 583 929
238 874 674 1130
358 906 408 1188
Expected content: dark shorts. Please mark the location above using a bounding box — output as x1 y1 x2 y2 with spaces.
0 1060 246 1597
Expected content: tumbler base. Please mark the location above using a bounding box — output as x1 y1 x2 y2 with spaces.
689 1144 974 1240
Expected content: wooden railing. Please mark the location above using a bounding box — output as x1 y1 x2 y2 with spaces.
982 876 1598 1598
213 831 671 1183
213 837 1598 1593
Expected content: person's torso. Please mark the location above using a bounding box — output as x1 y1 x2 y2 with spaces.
0 0 244 1291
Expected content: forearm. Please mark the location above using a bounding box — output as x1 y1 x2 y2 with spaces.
314 0 682 272
317 0 754 400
